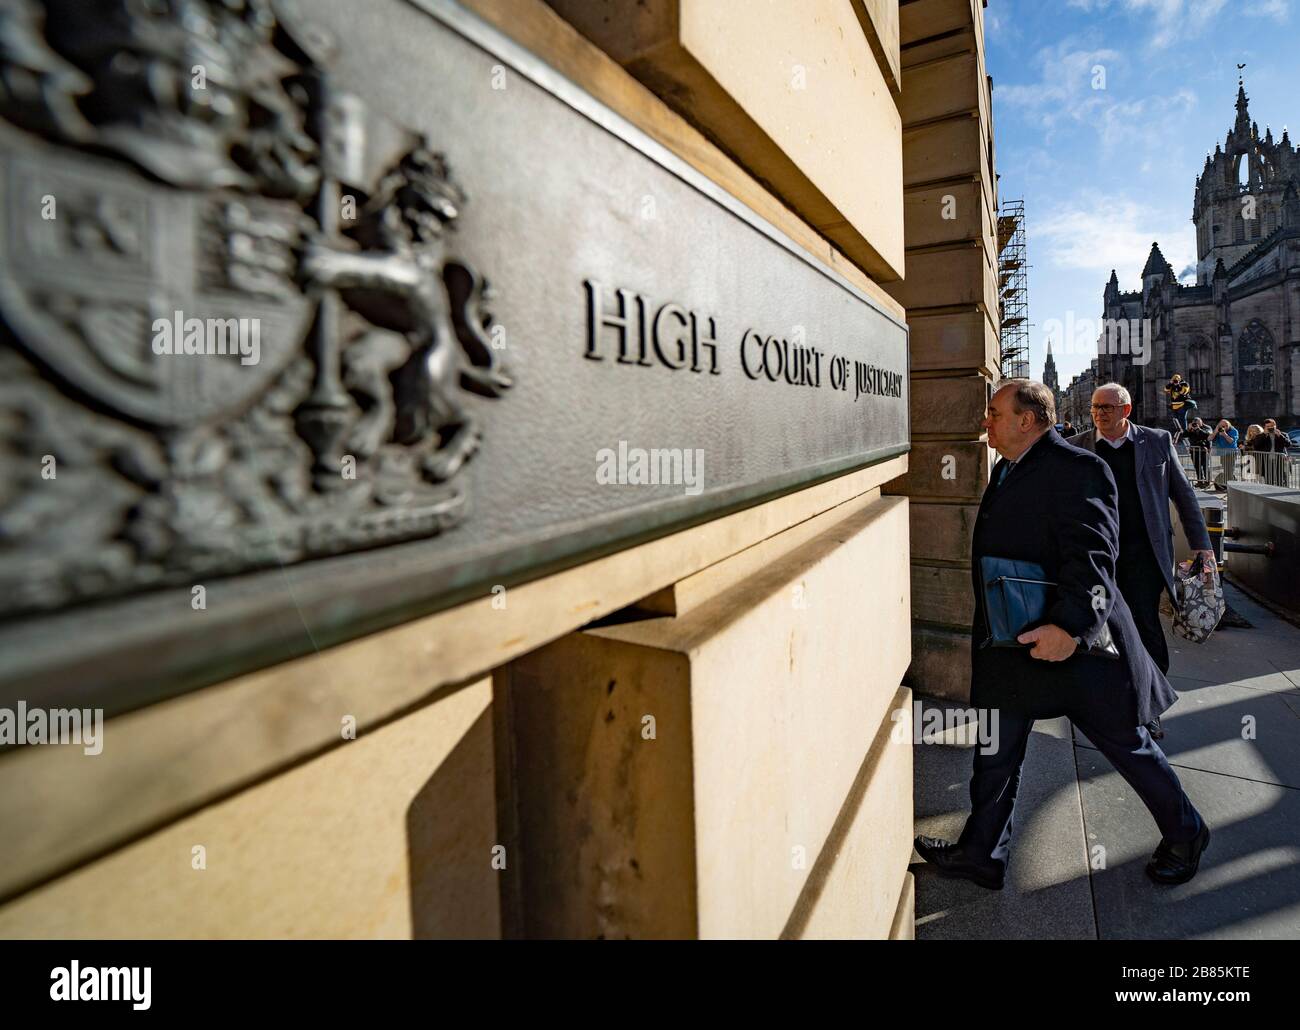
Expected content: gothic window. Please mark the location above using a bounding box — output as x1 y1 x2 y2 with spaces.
1234 214 1246 242
1236 320 1275 392
1251 213 1261 239
1188 339 1212 397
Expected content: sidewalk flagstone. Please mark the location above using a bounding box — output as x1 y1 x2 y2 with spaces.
911 583 1300 940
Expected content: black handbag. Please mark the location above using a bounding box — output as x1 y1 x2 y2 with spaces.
978 556 1120 659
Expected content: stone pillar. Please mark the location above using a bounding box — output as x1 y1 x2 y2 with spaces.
497 494 915 938
883 0 999 703
542 0 905 283
0 679 502 938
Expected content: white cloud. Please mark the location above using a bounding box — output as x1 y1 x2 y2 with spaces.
995 41 1195 151
1064 0 1230 47
1096 89 1196 149
996 42 1121 136
1035 193 1196 283
1243 0 1289 19
1128 0 1227 48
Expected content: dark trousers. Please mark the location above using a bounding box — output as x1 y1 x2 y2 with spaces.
1118 555 1170 675
957 706 1202 872
1191 447 1209 484
1170 400 1197 436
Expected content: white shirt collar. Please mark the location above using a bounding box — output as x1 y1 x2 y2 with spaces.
1004 429 1049 469
1095 421 1135 449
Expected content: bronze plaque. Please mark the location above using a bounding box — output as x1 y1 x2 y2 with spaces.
0 0 908 710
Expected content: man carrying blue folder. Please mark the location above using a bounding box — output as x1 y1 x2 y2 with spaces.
913 380 1209 890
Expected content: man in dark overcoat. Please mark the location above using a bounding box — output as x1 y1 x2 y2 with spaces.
914 381 1209 889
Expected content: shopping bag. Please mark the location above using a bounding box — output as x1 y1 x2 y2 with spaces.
1171 554 1225 643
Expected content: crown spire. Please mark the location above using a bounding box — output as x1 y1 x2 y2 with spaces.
1233 69 1253 146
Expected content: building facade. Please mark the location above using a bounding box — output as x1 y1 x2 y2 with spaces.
1060 364 1097 430
1091 83 1300 432
0 0 1001 939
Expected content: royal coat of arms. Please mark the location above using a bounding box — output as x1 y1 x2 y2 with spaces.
0 0 512 618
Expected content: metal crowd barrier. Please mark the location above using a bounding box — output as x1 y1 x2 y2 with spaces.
1180 446 1298 490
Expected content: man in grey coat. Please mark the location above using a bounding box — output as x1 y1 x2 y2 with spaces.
1068 384 1214 733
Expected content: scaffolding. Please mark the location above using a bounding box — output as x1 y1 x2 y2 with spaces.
997 198 1030 380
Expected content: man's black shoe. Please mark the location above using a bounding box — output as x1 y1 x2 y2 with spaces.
1145 822 1210 885
913 835 1005 890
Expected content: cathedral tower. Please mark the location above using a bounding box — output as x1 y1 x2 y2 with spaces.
1193 78 1300 282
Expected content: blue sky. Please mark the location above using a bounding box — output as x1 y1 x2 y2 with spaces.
985 0 1298 387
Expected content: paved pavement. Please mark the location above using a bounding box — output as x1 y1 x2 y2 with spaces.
910 582 1300 940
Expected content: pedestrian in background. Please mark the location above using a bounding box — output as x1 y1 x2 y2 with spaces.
1243 424 1263 481
1164 374 1195 441
1212 419 1238 487
1068 384 1214 739
1185 417 1212 487
1249 418 1292 486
